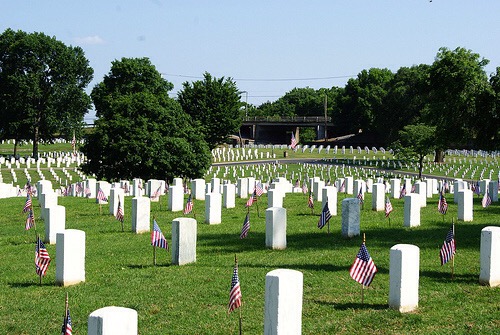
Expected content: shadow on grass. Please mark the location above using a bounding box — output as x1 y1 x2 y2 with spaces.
331 302 387 310
127 263 172 269
9 281 55 288
420 270 478 284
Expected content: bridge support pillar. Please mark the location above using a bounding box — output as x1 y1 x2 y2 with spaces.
316 125 326 140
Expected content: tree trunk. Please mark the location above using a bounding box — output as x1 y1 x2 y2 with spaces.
13 138 18 157
33 126 39 160
418 155 424 180
434 149 444 163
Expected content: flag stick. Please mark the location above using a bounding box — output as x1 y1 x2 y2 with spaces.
234 254 242 335
361 284 365 305
256 199 260 217
388 217 391 227
327 219 330 234
153 246 157 266
451 218 455 280
99 203 102 215
63 292 69 329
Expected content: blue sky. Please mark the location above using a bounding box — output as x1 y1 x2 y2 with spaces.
2 1 499 122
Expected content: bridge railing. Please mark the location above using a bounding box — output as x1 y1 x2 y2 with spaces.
242 116 332 123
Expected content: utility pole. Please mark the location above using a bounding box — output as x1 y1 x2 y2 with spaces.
324 94 328 142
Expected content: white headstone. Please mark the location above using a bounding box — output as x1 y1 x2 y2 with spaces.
453 179 466 203
488 181 499 202
168 186 184 212
223 184 236 209
55 229 85 286
479 226 500 287
313 180 325 201
171 217 197 265
390 179 401 199
191 179 206 200
45 205 65 244
457 189 473 222
205 192 222 224
267 189 283 208
109 188 125 216
210 178 220 193
265 207 287 250
404 194 420 227
264 269 303 335
322 186 338 216
341 198 360 238
131 197 150 234
344 176 354 195
372 183 385 211
88 306 138 335
237 178 248 198
414 181 426 207
389 244 420 313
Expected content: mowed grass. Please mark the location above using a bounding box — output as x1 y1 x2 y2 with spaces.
1 190 499 334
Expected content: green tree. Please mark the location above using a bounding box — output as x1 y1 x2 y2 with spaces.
0 28 93 157
393 123 437 179
427 47 490 161
335 68 394 138
177 72 242 149
81 58 211 181
380 64 431 144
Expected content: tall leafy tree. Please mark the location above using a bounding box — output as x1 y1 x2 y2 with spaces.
82 58 211 181
380 64 431 144
335 68 394 138
427 47 490 161
178 72 242 149
0 28 93 157
393 123 437 179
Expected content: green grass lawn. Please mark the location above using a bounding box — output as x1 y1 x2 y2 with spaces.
1 190 499 334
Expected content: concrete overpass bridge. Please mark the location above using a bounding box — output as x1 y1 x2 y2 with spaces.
239 116 333 144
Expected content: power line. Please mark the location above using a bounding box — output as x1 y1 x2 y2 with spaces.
161 73 356 82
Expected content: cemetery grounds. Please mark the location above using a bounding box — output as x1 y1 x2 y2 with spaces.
0 142 499 334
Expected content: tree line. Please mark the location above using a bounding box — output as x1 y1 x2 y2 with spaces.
1 28 499 180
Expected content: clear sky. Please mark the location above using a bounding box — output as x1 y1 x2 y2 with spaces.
2 1 499 123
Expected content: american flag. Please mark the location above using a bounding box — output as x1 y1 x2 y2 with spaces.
302 181 309 194
22 193 32 213
151 186 162 200
440 226 456 265
438 192 448 215
411 183 416 193
245 190 257 207
339 180 346 193
255 182 264 196
240 213 250 239
71 134 76 150
75 182 83 195
385 197 393 217
399 183 407 199
317 202 331 229
308 191 314 209
85 185 91 197
357 187 364 204
294 179 300 188
26 210 35 230
482 190 492 208
290 133 298 149
96 188 107 203
474 181 481 195
183 194 193 215
115 199 124 223
35 236 51 277
151 220 168 249
349 242 378 287
61 309 73 335
228 262 242 313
